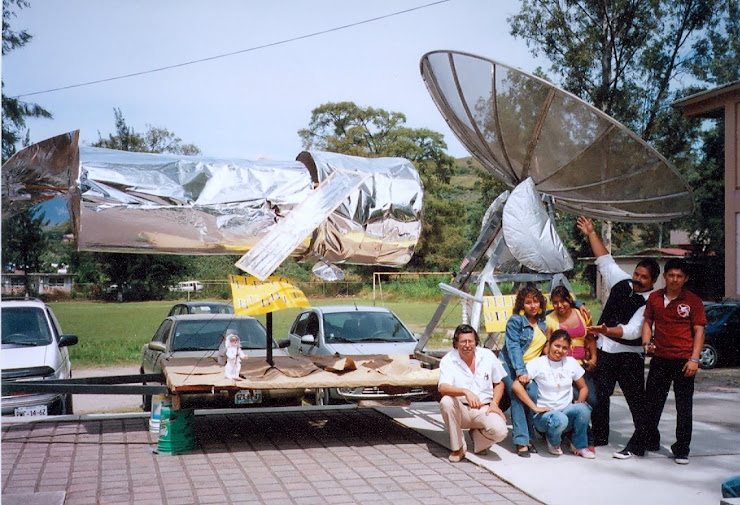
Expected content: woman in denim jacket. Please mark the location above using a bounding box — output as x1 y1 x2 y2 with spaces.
500 286 548 457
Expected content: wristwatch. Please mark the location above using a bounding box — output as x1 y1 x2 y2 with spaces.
689 357 700 363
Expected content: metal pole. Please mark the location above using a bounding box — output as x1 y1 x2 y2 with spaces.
266 311 274 367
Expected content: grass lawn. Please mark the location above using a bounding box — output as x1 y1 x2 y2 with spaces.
52 295 602 368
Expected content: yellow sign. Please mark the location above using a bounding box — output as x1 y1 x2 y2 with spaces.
482 294 553 333
229 274 310 316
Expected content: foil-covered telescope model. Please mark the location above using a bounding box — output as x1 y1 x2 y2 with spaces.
2 131 423 279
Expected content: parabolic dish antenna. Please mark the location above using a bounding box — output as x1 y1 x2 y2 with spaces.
420 50 694 222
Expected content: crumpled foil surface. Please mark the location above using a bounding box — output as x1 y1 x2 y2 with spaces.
2 131 423 267
502 178 573 273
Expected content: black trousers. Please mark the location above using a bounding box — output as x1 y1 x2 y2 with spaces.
592 349 645 446
642 356 695 458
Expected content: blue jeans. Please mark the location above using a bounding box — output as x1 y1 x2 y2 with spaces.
501 360 537 447
533 403 592 450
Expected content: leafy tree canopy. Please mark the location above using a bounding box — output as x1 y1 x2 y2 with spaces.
1 210 48 294
92 108 201 155
299 101 455 189
509 0 735 271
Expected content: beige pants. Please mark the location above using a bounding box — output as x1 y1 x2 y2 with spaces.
439 395 508 453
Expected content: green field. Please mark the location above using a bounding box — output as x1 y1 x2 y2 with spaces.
51 295 601 368
51 297 463 367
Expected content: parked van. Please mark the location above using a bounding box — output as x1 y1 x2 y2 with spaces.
170 280 203 292
1 298 78 416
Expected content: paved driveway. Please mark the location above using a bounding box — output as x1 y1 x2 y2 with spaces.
2 407 539 505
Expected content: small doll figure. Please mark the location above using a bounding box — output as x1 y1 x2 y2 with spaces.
219 330 247 379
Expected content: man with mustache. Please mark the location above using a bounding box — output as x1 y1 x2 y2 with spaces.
438 324 509 462
577 217 660 458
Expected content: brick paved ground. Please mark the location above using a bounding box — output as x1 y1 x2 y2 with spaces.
2 409 541 505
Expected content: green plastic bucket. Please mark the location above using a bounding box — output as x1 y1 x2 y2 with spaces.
157 407 196 455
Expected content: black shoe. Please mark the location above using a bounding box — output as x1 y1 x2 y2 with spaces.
613 447 644 459
517 446 531 458
528 444 538 454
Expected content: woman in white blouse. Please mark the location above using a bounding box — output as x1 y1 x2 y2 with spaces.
512 329 595 459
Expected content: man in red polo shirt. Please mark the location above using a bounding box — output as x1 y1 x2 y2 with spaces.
641 258 706 464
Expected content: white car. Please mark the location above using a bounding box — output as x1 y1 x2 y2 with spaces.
169 280 203 292
284 305 428 405
1 298 78 416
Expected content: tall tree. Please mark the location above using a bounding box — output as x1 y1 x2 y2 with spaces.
1 210 48 294
2 0 51 163
509 0 731 265
299 102 454 189
1 0 53 296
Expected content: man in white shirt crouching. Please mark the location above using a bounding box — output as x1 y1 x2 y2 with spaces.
438 324 509 462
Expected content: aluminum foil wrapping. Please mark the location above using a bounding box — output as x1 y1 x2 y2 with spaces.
297 151 423 265
1 132 424 268
502 178 573 273
1 130 80 219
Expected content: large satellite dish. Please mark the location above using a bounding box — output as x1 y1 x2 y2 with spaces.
420 50 694 222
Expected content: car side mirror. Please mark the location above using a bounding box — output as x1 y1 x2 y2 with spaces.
59 334 78 347
300 334 316 345
277 338 291 348
148 341 166 353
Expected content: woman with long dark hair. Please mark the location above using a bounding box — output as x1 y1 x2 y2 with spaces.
499 286 548 457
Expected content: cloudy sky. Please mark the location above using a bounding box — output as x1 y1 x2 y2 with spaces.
4 0 546 161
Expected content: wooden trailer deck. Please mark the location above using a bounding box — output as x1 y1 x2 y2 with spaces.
162 354 440 393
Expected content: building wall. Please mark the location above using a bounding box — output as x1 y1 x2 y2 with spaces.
1 274 74 295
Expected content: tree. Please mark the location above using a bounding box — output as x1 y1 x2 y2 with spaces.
1 210 48 294
299 101 480 271
299 102 455 189
93 108 201 155
96 253 192 301
509 0 733 268
2 0 52 163
1 0 53 296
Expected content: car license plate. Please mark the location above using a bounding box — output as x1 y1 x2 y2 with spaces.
14 405 48 417
235 390 262 405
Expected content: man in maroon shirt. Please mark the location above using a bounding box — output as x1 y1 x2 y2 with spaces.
641 258 706 464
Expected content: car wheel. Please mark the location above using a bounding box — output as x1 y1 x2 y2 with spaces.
699 344 719 369
315 387 332 406
62 393 74 415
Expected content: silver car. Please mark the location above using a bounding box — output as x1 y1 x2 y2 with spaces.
284 305 428 405
140 314 302 410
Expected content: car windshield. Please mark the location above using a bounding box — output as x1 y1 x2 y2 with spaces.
1 307 54 346
705 305 736 324
323 312 414 343
171 318 268 351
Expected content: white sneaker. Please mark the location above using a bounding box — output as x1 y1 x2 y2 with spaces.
547 441 563 455
575 448 596 459
674 457 689 465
